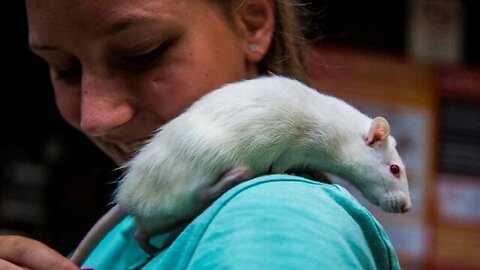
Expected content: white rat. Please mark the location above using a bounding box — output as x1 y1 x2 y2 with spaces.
71 76 411 265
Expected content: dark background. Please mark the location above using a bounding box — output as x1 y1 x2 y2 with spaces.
2 0 479 255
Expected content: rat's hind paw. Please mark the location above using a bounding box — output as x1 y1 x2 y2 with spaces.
135 229 159 255
199 166 253 202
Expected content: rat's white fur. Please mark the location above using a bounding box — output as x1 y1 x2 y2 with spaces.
116 76 411 234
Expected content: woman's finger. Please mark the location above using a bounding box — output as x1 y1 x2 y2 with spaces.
0 258 27 270
0 235 79 270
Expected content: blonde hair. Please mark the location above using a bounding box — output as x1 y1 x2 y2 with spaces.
214 0 309 83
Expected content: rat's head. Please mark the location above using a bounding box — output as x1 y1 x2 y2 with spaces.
348 117 412 213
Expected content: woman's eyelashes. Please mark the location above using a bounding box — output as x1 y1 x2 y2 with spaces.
120 40 174 69
57 64 81 78
52 62 82 83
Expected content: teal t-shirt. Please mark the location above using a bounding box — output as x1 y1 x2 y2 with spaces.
82 175 400 270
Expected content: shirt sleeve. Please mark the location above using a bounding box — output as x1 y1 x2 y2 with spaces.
184 176 400 270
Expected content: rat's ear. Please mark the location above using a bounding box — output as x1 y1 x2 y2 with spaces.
365 117 390 146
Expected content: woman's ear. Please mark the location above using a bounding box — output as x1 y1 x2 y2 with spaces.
235 0 274 64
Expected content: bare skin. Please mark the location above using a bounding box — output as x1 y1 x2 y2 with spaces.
0 236 79 270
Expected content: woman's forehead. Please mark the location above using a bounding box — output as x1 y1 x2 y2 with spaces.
25 0 225 30
26 0 221 47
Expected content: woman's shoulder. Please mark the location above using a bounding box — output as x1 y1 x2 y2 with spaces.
203 174 371 226
82 175 400 269
214 173 358 206
194 174 392 244
147 175 400 269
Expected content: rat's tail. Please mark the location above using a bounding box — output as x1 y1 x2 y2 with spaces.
70 204 127 266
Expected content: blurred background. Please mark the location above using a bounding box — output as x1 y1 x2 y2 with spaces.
2 1 479 269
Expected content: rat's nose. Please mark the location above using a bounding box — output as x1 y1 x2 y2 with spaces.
400 202 411 213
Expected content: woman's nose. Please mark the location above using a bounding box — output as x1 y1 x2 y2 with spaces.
79 72 134 136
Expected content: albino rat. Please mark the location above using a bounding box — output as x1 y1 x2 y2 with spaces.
71 76 411 266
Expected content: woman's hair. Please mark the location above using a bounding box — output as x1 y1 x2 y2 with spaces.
213 0 309 83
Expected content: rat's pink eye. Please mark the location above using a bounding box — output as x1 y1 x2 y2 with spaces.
390 165 400 177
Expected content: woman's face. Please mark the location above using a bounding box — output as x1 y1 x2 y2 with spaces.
27 0 255 164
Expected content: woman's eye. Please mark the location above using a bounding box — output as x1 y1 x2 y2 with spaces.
54 63 81 82
123 41 172 65
125 49 160 63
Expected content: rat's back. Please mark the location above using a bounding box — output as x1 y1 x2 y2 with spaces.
116 75 409 236
182 76 371 147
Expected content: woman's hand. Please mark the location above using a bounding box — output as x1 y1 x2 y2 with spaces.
0 235 79 270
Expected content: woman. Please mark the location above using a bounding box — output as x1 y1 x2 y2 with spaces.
0 0 400 269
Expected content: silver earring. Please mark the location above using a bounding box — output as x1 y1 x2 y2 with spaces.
248 44 259 52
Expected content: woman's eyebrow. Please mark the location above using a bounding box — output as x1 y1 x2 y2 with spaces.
103 19 137 36
29 16 173 52
102 16 166 36
30 44 60 53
